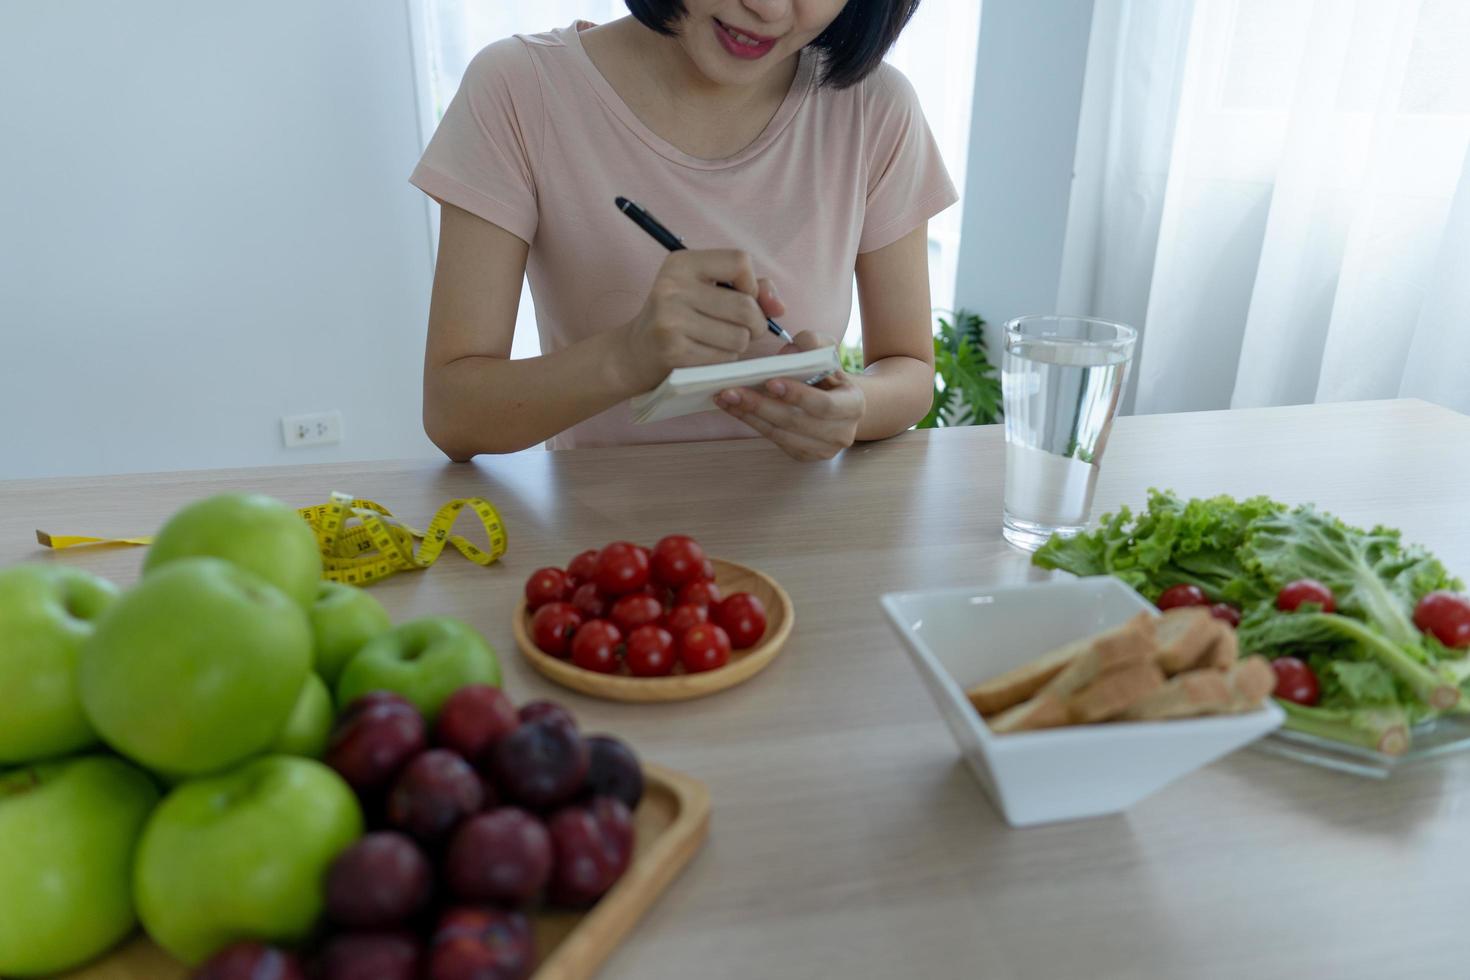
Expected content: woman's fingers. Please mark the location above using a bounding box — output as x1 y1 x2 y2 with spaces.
672 248 760 295
685 310 761 354
761 375 862 420
719 384 853 434
678 339 743 366
690 283 768 337
757 278 786 319
792 330 832 352
723 404 835 461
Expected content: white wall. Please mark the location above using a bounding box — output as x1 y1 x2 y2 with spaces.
0 1 439 479
953 0 1097 358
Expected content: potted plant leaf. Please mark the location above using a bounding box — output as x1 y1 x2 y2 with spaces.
839 309 1001 428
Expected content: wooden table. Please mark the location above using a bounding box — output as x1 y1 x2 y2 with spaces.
5 399 1470 979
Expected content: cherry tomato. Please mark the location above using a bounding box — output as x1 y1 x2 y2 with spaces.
651 535 707 588
1414 591 1470 649
571 620 622 674
678 623 731 673
676 580 722 610
1207 603 1241 628
714 592 767 649
571 582 609 620
1270 657 1320 706
625 625 675 677
699 558 717 582
531 602 583 658
1277 579 1336 614
1157 584 1207 611
622 584 672 618
594 541 650 596
664 603 708 636
567 549 600 587
524 567 571 611
611 593 664 636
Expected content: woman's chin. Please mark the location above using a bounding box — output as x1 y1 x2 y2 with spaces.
680 39 790 88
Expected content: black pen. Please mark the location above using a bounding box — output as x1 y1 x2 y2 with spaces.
615 196 796 345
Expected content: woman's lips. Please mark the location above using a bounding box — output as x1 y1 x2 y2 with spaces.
713 18 778 60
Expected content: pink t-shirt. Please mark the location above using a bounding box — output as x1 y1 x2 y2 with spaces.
411 22 957 450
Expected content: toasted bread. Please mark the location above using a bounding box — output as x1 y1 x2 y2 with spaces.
1153 608 1219 675
1093 612 1159 660
1067 661 1167 724
1197 620 1240 670
1121 668 1233 721
1224 656 1275 710
976 612 1268 734
965 637 1089 717
1038 613 1158 700
987 691 1072 734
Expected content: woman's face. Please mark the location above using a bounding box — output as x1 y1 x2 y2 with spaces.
671 0 849 87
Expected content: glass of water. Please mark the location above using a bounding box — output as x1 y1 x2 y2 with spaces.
1001 315 1137 551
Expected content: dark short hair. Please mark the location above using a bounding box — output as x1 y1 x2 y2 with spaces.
625 0 922 89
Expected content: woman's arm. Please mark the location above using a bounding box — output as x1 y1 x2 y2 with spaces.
423 203 777 459
423 205 632 458
850 223 938 440
716 224 937 457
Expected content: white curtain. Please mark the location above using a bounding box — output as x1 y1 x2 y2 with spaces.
1060 0 1470 416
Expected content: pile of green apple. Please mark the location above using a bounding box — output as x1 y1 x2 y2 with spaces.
0 493 501 976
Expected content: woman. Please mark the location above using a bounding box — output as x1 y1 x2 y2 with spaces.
412 0 955 461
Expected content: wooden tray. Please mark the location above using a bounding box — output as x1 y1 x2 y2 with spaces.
67 764 710 980
514 558 794 702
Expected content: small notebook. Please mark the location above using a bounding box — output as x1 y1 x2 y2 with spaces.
630 346 844 425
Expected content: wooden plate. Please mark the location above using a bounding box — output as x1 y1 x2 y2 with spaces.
514 558 794 702
66 764 710 980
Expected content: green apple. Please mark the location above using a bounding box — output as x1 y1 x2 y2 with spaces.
0 564 119 763
79 557 311 775
143 493 322 611
0 755 159 977
134 755 362 965
309 580 391 684
271 672 333 757
337 616 500 721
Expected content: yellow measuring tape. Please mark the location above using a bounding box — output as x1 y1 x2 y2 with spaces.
36 492 509 587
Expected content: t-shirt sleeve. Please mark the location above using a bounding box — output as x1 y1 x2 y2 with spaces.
858 64 959 254
409 37 542 245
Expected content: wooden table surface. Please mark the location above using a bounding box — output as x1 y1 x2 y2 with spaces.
5 399 1470 980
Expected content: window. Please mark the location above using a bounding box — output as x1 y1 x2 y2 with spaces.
411 1 978 356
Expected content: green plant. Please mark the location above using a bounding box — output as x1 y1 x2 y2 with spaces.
838 309 1001 428
919 310 1002 428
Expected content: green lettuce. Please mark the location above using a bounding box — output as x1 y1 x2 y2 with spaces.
1240 506 1458 650
1033 490 1470 748
1316 660 1400 707
1237 507 1462 710
1237 607 1458 710
1032 489 1283 603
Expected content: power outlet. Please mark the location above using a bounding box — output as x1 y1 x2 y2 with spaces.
282 410 343 448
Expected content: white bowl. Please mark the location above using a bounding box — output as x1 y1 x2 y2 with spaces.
881 576 1284 827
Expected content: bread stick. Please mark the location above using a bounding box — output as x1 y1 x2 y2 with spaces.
965 637 1089 717
1038 613 1157 700
1197 620 1239 670
1067 661 1167 723
987 691 1072 734
1120 668 1232 721
1153 608 1219 675
1224 656 1274 710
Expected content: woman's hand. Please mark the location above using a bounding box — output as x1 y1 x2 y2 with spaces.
618 249 784 392
717 331 866 461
